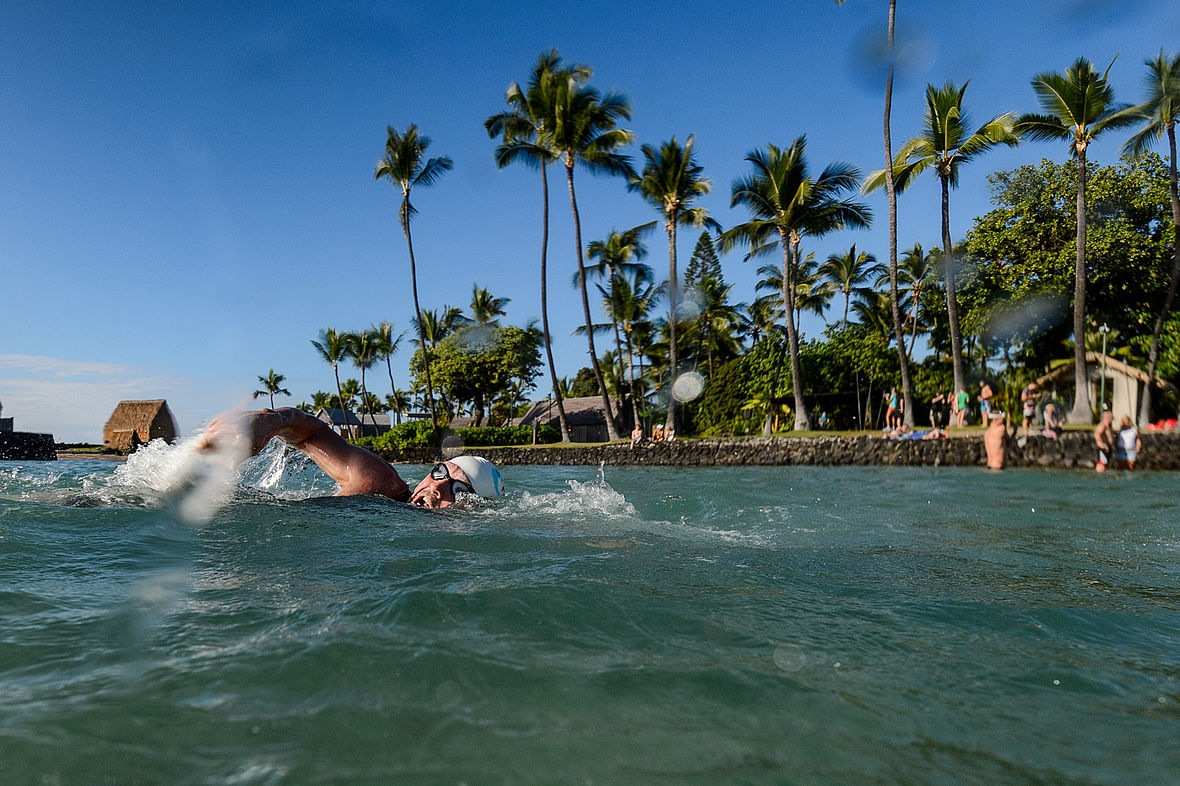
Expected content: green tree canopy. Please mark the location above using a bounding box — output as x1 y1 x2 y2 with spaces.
965 155 1176 376
410 325 542 426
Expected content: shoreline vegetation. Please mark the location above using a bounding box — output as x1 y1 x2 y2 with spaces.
55 429 1180 471
268 48 1180 456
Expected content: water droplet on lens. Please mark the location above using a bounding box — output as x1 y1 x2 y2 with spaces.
672 371 705 402
773 643 806 672
435 680 462 708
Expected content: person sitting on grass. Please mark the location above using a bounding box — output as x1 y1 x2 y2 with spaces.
198 407 504 508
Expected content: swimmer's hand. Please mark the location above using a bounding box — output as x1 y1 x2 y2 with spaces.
197 408 301 464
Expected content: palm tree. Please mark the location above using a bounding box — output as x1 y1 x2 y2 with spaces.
414 306 465 350
607 270 664 426
1123 51 1180 425
549 70 636 441
374 123 453 425
337 379 362 426
252 369 291 409
310 391 334 411
370 321 406 401
1017 57 1136 423
865 81 1019 395
486 50 588 443
346 329 379 425
585 226 653 400
720 137 871 430
470 285 510 327
793 253 835 334
687 274 743 377
385 389 411 425
837 0 912 424
629 135 718 434
311 327 353 435
899 243 936 355
737 296 780 347
852 289 898 343
820 244 880 329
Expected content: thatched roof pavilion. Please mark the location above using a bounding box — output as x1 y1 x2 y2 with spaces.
103 399 178 450
513 396 625 442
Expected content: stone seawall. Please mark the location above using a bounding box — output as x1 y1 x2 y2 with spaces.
0 432 58 461
386 431 1180 471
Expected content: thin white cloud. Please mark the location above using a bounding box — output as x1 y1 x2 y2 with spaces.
0 353 138 380
1 354 247 444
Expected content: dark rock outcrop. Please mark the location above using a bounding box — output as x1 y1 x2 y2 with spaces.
0 432 58 461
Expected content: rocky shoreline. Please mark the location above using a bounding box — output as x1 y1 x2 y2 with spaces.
45 431 1180 471
387 430 1180 471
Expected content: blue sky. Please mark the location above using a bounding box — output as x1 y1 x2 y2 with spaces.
2 0 1177 442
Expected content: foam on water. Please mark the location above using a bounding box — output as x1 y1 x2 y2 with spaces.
512 473 638 520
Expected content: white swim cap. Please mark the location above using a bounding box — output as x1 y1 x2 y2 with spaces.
448 456 505 498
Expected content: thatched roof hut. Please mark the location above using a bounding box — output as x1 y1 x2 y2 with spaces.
513 396 625 442
103 400 178 450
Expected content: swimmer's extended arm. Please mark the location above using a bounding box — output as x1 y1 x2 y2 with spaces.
199 407 409 499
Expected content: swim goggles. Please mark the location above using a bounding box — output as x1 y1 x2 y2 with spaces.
429 462 473 496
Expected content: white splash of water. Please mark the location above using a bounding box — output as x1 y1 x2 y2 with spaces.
111 432 246 524
513 473 638 520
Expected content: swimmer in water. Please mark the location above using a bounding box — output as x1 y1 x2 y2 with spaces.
984 411 1008 469
198 407 504 508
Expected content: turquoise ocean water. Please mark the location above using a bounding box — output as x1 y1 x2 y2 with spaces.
2 440 1178 784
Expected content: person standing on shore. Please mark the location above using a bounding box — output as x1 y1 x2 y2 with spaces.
929 392 948 430
1114 415 1142 470
1093 410 1115 472
1021 381 1039 437
978 381 994 428
885 387 900 429
955 388 970 428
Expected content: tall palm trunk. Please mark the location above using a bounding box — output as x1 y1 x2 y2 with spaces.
884 0 915 427
665 218 680 433
539 163 572 441
332 364 350 438
359 368 372 430
607 263 629 424
566 162 621 441
403 217 438 424
941 175 966 392
783 233 810 430
1069 151 1092 423
1140 122 1180 425
907 294 922 356
625 328 642 428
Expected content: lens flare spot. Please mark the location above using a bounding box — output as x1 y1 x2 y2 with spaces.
675 290 705 321
672 371 706 403
773 643 807 672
